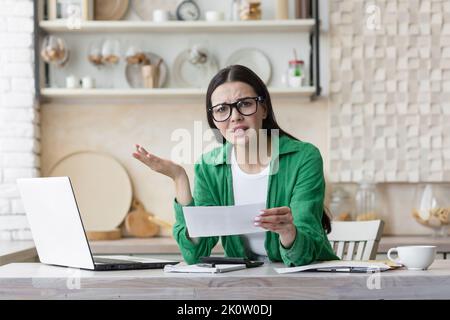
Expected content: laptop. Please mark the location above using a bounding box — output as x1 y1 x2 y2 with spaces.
17 176 179 271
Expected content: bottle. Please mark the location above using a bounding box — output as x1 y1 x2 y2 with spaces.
230 0 241 21
355 182 379 221
295 0 311 19
287 59 304 87
276 0 289 20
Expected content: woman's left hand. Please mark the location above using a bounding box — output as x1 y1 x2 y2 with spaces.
254 206 297 248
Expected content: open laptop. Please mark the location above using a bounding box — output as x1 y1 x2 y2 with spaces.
17 176 179 271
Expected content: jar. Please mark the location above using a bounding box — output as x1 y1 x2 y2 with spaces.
288 59 304 87
329 187 354 221
412 184 450 237
355 182 380 221
240 0 261 20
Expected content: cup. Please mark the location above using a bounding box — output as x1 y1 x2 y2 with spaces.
66 75 79 89
206 11 224 21
81 76 95 89
387 245 436 270
153 9 169 22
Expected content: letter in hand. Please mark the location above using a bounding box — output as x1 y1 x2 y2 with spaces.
132 144 182 180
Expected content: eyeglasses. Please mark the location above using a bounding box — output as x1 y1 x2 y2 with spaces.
208 96 264 122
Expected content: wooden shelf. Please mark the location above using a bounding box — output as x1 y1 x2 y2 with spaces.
40 87 316 101
39 19 315 33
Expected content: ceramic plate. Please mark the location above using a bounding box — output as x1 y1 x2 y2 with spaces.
49 151 132 232
172 49 219 88
225 48 272 85
95 0 130 20
132 0 179 20
125 52 168 88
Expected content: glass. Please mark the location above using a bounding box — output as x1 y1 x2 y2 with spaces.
355 182 380 221
40 35 69 67
101 38 121 66
87 40 103 67
413 184 450 237
209 96 263 122
329 186 354 221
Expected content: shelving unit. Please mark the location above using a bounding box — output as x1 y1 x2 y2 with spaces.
35 0 321 101
39 19 315 33
40 87 316 101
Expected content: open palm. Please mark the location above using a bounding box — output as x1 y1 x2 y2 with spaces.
132 144 182 180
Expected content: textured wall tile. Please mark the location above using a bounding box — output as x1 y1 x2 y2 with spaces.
329 0 449 182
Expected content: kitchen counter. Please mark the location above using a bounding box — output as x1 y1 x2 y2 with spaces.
88 236 450 256
0 241 37 266
1 259 450 299
2 235 449 267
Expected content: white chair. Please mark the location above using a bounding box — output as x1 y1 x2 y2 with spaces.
327 220 384 260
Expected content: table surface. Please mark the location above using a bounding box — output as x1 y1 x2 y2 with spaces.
2 235 449 267
1 259 450 299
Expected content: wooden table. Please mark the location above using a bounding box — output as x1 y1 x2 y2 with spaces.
1 259 450 299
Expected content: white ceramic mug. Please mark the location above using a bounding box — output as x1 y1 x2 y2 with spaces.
387 245 436 270
66 75 79 89
81 76 95 89
206 11 224 21
153 9 169 22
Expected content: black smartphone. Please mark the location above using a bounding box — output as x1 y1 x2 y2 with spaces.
199 256 264 268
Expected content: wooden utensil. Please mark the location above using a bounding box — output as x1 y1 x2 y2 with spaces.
86 228 122 241
124 198 160 238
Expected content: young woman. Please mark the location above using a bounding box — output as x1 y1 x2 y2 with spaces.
132 65 338 266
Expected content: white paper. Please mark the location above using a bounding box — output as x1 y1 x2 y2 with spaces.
183 202 266 237
164 263 246 274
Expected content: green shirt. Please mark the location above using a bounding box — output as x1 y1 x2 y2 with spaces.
173 134 339 266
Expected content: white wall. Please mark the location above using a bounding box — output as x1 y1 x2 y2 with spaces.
0 0 39 240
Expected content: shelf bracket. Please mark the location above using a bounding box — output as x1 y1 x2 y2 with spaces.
309 0 321 101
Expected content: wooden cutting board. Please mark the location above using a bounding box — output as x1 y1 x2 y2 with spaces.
95 0 129 20
49 151 133 234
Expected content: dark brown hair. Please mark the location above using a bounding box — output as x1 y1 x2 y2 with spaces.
205 65 331 234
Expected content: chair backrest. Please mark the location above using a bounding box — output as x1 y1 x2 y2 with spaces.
327 220 384 260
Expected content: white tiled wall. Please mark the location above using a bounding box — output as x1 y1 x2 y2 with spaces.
329 0 450 183
0 0 39 240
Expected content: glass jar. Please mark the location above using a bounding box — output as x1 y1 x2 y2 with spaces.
329 186 354 221
355 182 380 221
240 0 261 20
288 59 304 87
413 184 450 237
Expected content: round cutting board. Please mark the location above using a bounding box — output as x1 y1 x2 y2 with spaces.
95 0 130 21
49 151 133 232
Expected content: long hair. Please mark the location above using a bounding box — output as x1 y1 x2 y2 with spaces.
205 65 332 234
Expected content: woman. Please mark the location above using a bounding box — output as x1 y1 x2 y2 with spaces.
132 65 338 266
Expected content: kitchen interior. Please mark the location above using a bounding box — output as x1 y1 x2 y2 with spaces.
1 0 450 270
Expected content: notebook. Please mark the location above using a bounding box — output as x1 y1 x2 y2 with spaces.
274 260 402 274
164 262 247 274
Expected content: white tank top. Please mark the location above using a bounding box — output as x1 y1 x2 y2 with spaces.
230 146 270 257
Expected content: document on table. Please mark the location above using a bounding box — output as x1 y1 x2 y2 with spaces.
274 260 401 274
182 202 266 237
164 262 247 274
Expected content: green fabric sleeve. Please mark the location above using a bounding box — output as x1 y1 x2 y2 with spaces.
280 145 338 266
172 162 219 264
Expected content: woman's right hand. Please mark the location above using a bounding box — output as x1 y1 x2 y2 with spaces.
132 144 184 180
